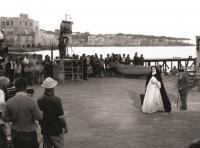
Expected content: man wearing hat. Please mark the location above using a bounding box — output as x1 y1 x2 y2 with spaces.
38 77 68 148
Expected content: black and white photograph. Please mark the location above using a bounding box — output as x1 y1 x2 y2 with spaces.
0 0 200 148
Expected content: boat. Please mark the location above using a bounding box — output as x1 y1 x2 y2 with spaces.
115 64 151 76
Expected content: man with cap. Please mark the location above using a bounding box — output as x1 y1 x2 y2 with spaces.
37 77 68 148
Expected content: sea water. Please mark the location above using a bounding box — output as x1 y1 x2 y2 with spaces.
34 46 196 59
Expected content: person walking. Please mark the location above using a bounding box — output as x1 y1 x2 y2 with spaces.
2 78 43 148
177 69 190 110
37 77 68 148
142 66 171 113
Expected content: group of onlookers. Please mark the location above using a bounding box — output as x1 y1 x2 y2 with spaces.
41 52 145 81
0 76 67 148
63 52 145 78
0 52 68 148
0 53 44 85
0 52 145 85
0 54 67 85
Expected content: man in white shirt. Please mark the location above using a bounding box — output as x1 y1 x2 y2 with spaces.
122 54 126 64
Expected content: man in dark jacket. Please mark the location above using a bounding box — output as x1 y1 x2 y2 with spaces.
81 54 87 80
177 69 190 110
38 77 67 148
133 52 140 66
43 55 54 79
139 54 144 66
5 57 15 83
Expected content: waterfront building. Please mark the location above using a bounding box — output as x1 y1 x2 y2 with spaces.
39 30 58 48
87 35 96 46
0 13 57 50
0 13 39 49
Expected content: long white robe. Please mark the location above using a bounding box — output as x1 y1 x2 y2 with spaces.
142 76 164 113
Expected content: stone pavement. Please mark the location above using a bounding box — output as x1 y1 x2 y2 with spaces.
33 76 200 148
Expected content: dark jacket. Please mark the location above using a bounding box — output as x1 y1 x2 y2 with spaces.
178 72 190 93
37 92 64 136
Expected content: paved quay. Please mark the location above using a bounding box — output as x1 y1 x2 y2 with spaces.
32 76 200 148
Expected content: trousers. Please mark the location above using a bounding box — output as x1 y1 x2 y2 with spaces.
11 130 39 148
179 90 188 110
43 133 64 148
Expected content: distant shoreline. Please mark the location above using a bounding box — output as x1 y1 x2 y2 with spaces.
8 45 196 52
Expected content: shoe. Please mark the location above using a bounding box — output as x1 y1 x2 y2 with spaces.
180 107 187 111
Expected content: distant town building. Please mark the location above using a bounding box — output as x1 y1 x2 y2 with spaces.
39 30 58 48
86 34 192 47
0 14 39 48
0 13 57 50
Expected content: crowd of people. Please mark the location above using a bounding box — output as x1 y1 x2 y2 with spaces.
85 52 144 78
0 52 145 84
56 52 145 80
0 53 44 85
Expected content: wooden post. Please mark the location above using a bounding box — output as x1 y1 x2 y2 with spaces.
178 61 180 70
171 61 173 70
66 44 68 57
164 61 167 73
51 44 53 61
185 60 189 69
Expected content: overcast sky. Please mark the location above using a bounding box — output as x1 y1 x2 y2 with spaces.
1 0 200 43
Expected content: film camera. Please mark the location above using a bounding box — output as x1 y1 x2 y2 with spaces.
7 87 34 99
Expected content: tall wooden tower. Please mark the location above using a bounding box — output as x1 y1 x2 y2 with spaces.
58 15 73 59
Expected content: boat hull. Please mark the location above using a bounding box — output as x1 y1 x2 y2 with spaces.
116 65 151 76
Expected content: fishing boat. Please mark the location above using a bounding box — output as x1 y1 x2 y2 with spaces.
115 64 151 76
